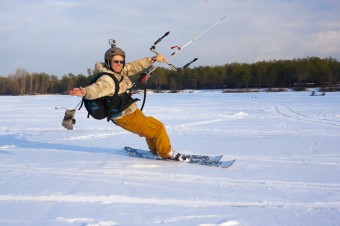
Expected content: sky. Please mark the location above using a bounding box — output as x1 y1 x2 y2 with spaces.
0 0 339 77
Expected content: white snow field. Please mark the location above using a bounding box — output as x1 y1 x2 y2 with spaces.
0 90 340 226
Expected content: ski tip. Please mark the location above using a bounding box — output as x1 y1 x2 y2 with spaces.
219 159 236 168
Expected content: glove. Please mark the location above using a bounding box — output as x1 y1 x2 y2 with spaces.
62 109 76 130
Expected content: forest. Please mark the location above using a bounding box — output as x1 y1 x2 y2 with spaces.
0 56 339 95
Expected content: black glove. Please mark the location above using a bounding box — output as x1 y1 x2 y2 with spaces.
62 109 76 130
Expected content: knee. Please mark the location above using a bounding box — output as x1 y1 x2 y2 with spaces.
148 117 166 135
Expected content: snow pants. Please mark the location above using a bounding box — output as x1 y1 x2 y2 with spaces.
114 109 172 158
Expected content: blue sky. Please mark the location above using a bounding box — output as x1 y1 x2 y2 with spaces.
1 0 339 77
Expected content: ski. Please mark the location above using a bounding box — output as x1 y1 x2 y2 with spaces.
123 147 236 168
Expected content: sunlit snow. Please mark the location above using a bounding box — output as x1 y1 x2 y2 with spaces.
1 90 339 226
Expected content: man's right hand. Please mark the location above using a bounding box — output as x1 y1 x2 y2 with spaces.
70 87 86 97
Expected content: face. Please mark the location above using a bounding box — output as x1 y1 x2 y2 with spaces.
110 55 125 73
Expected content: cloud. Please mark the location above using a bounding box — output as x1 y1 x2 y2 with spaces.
302 30 340 53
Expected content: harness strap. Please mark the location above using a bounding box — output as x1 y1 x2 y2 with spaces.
101 72 120 97
100 73 125 121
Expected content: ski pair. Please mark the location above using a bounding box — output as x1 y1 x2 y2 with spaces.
124 147 235 168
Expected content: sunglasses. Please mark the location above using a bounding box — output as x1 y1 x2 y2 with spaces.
112 60 125 64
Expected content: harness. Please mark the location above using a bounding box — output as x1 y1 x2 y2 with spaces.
78 72 139 121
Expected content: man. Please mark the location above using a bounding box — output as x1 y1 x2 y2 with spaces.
70 44 186 161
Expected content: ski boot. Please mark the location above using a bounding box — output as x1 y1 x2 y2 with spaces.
169 150 190 162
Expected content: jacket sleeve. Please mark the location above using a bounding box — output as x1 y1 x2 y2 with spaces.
121 57 152 76
84 75 115 100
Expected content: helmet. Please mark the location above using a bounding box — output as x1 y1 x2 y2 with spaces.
104 47 126 68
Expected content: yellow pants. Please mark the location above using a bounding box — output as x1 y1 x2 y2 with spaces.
114 109 172 158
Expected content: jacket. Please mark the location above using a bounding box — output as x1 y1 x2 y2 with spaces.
84 57 152 119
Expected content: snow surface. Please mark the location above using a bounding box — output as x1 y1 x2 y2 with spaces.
0 90 340 226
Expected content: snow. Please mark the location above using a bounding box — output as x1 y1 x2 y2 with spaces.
0 90 340 226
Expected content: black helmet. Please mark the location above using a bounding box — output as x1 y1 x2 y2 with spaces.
104 39 126 68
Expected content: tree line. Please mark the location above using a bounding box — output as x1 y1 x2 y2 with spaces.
1 56 339 95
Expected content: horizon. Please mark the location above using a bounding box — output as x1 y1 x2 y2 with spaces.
1 55 338 78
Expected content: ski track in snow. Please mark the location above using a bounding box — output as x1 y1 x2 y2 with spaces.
168 112 249 132
1 92 340 226
274 104 340 127
1 160 340 193
1 194 340 209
